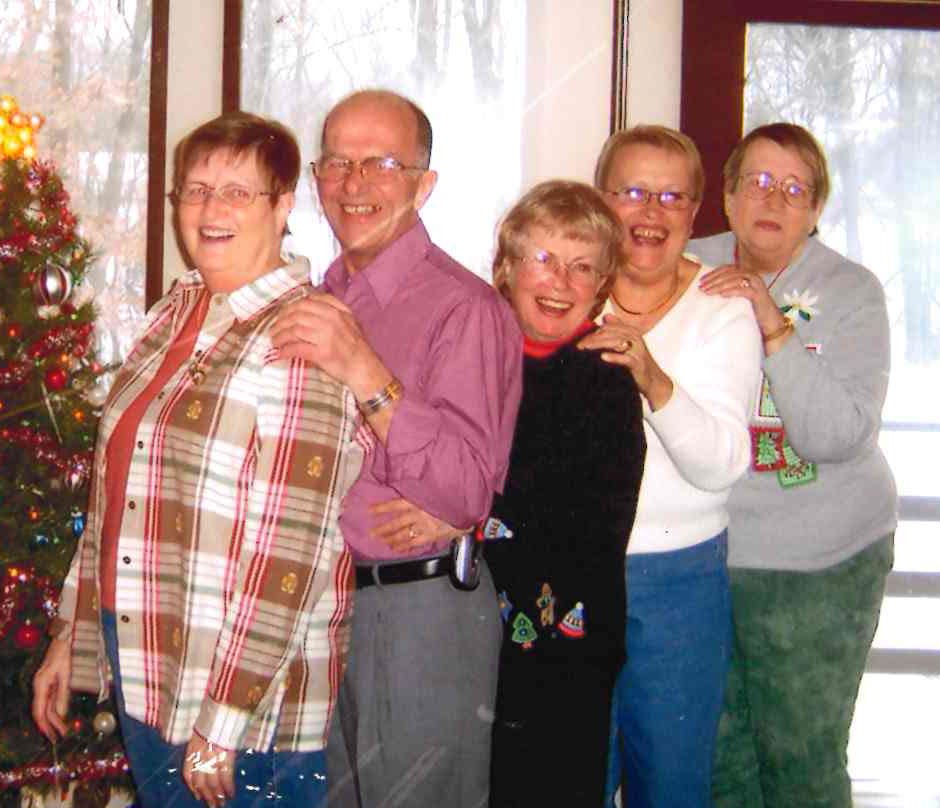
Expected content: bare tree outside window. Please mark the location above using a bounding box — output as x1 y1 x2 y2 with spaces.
240 0 526 280
0 0 151 364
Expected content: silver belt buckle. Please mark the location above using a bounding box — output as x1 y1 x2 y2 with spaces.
370 564 383 588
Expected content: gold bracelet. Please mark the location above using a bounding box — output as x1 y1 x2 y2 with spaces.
762 320 794 343
358 377 404 416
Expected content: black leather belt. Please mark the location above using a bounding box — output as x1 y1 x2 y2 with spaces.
355 555 451 589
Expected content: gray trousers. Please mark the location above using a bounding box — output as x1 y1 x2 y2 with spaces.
327 562 501 808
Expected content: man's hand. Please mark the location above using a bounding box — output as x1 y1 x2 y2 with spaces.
183 733 236 808
31 636 71 742
271 293 390 399
370 497 465 553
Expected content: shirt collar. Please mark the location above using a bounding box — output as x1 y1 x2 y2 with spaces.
323 219 431 309
175 257 313 322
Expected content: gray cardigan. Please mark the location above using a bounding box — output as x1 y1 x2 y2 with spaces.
689 232 897 571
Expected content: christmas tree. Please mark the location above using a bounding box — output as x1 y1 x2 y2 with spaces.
0 95 132 807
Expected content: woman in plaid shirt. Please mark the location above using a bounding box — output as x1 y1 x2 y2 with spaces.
31 113 362 808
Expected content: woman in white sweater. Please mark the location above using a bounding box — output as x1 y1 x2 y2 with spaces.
581 125 761 808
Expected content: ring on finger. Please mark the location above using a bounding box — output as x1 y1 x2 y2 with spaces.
408 525 417 540
616 339 633 353
740 277 751 289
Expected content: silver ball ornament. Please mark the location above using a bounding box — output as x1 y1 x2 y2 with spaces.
33 263 73 307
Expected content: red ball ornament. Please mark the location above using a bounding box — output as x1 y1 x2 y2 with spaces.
13 621 41 650
44 366 68 390
5 323 22 340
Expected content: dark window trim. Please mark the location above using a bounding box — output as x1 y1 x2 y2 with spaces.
680 0 940 236
146 0 170 308
610 0 629 134
222 0 242 113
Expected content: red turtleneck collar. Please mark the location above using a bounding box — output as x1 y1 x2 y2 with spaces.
523 320 594 359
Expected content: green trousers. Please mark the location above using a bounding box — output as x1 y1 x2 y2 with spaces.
712 534 894 808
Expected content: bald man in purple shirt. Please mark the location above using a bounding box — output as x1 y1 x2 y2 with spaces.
273 90 522 807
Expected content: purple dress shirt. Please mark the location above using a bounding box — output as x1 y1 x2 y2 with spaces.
322 220 523 562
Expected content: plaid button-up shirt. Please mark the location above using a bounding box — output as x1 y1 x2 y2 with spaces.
57 257 362 752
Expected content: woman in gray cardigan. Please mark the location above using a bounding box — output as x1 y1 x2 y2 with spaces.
693 123 896 808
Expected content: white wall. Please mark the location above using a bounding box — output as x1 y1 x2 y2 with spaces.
625 0 683 128
521 0 613 186
160 0 684 288
163 2 225 286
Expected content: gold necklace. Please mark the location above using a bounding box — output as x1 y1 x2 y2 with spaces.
610 273 680 317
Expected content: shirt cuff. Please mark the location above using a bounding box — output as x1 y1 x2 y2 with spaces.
374 396 435 484
193 697 251 751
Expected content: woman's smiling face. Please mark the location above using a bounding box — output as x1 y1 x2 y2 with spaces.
178 148 292 293
603 143 699 282
506 224 604 343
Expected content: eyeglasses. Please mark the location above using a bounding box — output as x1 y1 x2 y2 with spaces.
603 186 695 211
311 155 425 183
517 248 599 288
737 171 815 209
172 182 273 208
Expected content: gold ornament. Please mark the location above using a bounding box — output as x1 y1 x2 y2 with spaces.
92 711 117 735
0 94 45 158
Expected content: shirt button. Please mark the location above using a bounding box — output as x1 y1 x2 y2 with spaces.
122 556 131 565
120 615 130 624
128 501 136 510
137 441 144 449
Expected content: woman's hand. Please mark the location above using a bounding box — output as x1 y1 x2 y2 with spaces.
370 498 465 553
698 263 789 337
183 733 236 808
578 316 674 411
31 636 72 742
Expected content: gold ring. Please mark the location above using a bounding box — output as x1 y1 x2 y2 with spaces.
741 278 751 289
617 339 632 353
408 526 417 540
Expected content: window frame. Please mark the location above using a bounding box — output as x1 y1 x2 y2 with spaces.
681 0 940 236
147 0 170 308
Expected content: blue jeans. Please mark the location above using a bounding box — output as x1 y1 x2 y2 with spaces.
605 531 732 808
101 610 326 808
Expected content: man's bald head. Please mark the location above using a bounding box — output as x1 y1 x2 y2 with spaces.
321 90 432 169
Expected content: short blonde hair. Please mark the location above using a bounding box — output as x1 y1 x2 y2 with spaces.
723 122 830 207
492 180 623 318
594 124 705 202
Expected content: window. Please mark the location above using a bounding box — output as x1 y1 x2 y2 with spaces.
0 0 168 361
683 2 940 803
228 1 527 282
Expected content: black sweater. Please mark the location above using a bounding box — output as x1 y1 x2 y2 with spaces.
485 335 646 672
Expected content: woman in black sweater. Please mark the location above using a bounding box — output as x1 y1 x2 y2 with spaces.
484 181 645 807
369 181 645 806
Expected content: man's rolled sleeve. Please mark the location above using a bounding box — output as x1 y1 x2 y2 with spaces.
377 296 522 528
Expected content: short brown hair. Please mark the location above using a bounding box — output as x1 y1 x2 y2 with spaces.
594 125 705 201
322 90 433 169
723 122 830 207
173 112 301 201
492 181 623 318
